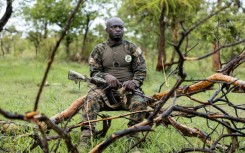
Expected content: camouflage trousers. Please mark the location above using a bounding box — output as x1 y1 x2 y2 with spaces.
81 87 147 132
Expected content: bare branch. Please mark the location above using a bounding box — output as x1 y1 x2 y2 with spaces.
34 0 85 111
89 125 152 153
184 39 245 61
37 114 79 153
0 108 24 120
153 73 245 100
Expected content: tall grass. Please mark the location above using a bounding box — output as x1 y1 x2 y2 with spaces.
0 55 245 152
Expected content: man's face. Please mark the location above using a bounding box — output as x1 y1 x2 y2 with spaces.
106 19 124 41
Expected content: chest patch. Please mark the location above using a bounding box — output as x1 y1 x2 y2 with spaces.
125 55 132 63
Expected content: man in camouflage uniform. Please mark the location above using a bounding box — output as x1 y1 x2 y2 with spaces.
80 17 147 143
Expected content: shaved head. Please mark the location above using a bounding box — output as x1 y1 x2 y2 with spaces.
105 17 124 41
106 17 124 29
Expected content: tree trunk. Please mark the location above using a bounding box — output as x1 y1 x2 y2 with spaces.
65 36 71 57
1 35 5 56
156 5 166 72
80 12 90 62
165 19 179 70
0 0 13 32
43 21 48 39
211 0 221 71
212 42 221 70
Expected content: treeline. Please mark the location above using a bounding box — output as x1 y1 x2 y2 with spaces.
1 0 245 71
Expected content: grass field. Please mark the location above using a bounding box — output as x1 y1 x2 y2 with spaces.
0 55 245 152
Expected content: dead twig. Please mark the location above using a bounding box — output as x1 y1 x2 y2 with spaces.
89 125 153 153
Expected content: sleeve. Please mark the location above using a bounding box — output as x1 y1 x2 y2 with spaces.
131 46 147 87
88 45 107 78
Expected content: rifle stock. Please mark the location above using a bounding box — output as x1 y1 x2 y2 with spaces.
68 70 107 86
68 70 88 83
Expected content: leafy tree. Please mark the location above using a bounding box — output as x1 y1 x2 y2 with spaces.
0 25 17 55
26 31 42 56
193 0 245 70
119 0 203 71
23 0 113 60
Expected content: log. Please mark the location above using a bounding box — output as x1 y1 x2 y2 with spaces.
153 73 245 100
50 96 86 124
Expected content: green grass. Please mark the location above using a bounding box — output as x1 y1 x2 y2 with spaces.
0 55 245 152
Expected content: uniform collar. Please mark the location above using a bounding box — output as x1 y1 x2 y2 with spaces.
106 39 123 47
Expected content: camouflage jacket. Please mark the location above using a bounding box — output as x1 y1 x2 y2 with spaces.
88 39 147 87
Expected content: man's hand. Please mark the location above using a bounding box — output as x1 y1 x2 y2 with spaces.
104 74 121 88
123 80 136 91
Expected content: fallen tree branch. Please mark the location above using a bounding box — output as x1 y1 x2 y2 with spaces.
89 125 153 153
168 116 211 143
226 122 239 153
211 133 243 151
173 106 245 135
37 114 78 153
178 148 214 153
0 108 24 120
217 50 245 75
0 109 78 153
50 96 86 124
153 73 245 100
67 110 152 132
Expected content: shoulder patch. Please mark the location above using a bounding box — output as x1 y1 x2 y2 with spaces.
89 57 96 65
96 43 105 49
136 47 142 54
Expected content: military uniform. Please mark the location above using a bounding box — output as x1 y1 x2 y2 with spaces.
81 39 147 137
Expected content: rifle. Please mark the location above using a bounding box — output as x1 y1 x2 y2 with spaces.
68 70 156 107
68 70 108 89
68 70 123 108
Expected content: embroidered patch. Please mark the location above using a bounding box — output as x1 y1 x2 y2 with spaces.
125 55 132 62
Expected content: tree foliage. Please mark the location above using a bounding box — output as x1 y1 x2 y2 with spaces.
118 0 203 71
22 0 112 59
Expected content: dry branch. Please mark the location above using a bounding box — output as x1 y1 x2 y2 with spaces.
225 121 239 153
0 109 79 152
168 116 211 143
50 96 86 124
67 110 152 131
37 114 78 153
0 108 24 120
179 148 214 153
173 106 245 135
89 125 152 153
218 50 245 75
184 39 245 61
153 73 245 100
211 133 243 151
